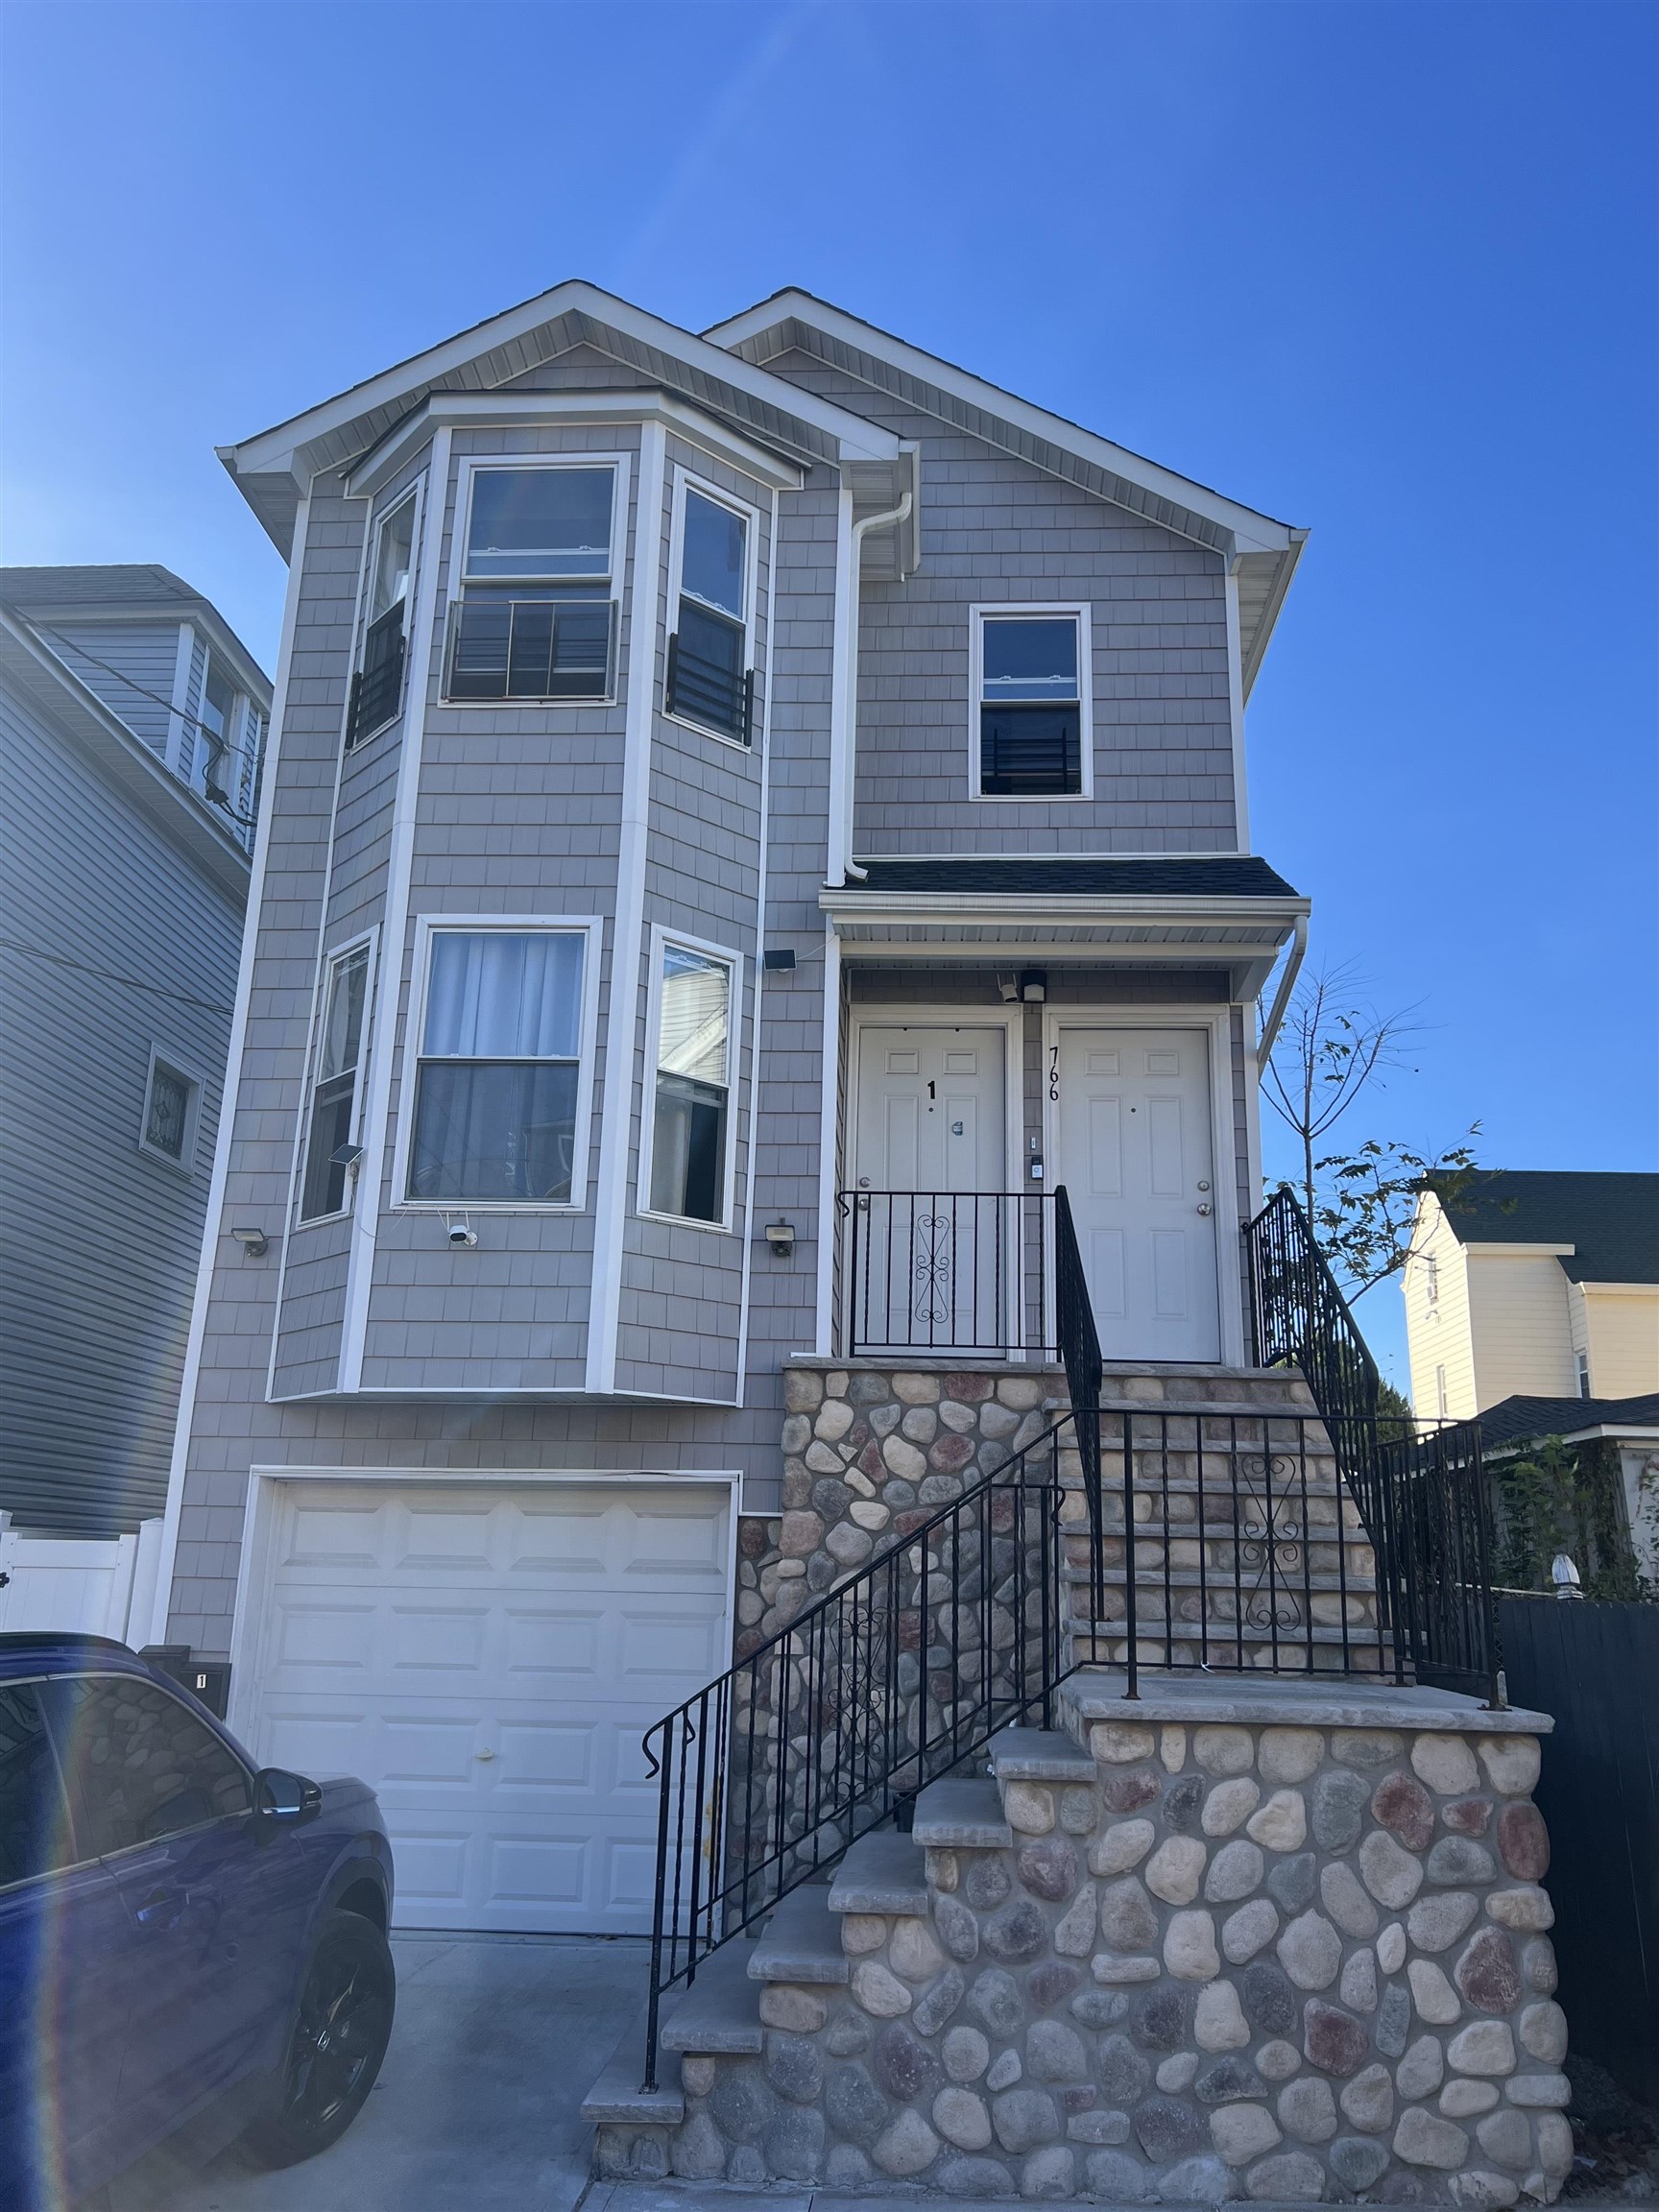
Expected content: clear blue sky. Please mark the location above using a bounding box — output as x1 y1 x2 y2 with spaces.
3 1 1653 1382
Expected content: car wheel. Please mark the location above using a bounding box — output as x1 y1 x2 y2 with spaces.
242 1909 396 2167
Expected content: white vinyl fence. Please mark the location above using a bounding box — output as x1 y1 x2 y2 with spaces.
0 1512 165 1644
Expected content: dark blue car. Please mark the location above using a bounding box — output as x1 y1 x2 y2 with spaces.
0 1633 396 2204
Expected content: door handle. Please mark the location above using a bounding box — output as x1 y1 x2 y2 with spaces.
475 1748 497 1762
1196 1204 1213 1216
857 1177 870 1189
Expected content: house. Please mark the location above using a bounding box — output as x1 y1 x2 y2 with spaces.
0 566 268 1575
1477 1389 1659 1585
1405 1169 1659 1421
149 281 1314 1936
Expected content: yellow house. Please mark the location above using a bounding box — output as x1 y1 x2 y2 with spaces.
1405 1170 1659 1420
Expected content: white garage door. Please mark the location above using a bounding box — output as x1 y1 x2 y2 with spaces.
247 1480 731 1934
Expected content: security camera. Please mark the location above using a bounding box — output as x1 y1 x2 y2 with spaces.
446 1222 477 1248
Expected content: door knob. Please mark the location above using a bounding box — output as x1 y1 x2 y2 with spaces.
475 1748 497 1762
1196 1203 1213 1216
858 1177 870 1189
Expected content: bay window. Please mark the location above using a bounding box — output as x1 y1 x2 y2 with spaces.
665 485 753 743
408 929 587 1204
299 945 372 1221
446 465 618 703
974 609 1089 797
647 941 734 1225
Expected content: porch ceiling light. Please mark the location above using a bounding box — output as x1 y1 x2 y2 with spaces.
763 1218 796 1260
998 974 1020 1002
1020 969 1048 1001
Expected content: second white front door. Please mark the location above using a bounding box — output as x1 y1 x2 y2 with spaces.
1052 1026 1221 1361
852 1025 1008 1352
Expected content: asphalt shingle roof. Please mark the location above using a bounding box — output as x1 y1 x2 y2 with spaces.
0 565 200 611
1479 1392 1659 1452
1441 1170 1659 1285
846 857 1301 899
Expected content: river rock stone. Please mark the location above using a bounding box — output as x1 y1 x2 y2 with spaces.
1374 1773 1437 1852
840 1912 887 1958
1202 1778 1262 1836
1394 2107 1471 2170
1207 1840 1264 1904
828 2013 871 2056
1496 1803 1550 1882
1485 1885 1553 1932
1096 2032 1151 2104
1249 2150 1328 2201
891 1916 946 1981
1341 2062 1395 2133
765 2105 827 2181
1164 1774 1206 1832
1093 1721 1158 1764
1210 2102 1282 2164
1197 2056 1268 2106
709 2061 776 2141
1093 1952 1160 1984
1060 1785 1098 1836
1257 2039 1302 2082
1242 1961 1298 2037
1021 2143 1077 2198
1018 1839 1077 1903
1084 2148 1149 2199
1069 2106 1132 2145
1003 1782 1055 1836
967 1967 1025 2039
1161 2152 1237 2205
670 2105 727 2178
1166 1910 1220 1981
1320 1860 1381 1938
761 1984 829 2032
1397 2036 1446 2100
1379 1921 1407 1975
1248 1790 1310 1854
1408 1890 1479 1955
1444 1796 1493 1837
1160 2053 1199 2092
1052 1887 1096 1960
1029 1960 1083 2011
1146 1837 1208 1906
945 2025 991 2081
1278 1911 1342 1991
1335 1729 1407 1768
1277 2075 1339 2142
1427 1836 1496 1887
1099 1876 1161 1949
1135 1983 1193 2053
984 1899 1047 1962
987 2049 1023 2092
1304 1999 1370 2078
1092 1818 1156 1875
1101 1769 1162 1815
1455 1929 1522 2013
1476 1736 1540 1797
1411 1734 1481 1795
825 2142 873 2189
1447 2022 1516 2078
680 2056 716 2097
934 2084 995 2151
765 2032 823 2103
1377 1982 1411 2056
1134 2096 1204 2161
852 1960 913 2016
1261 1727 1325 1785
1311 1769 1371 1855
1536 2111 1574 2178
1518 2000 1568 2065
1522 1936 1557 1994
873 2107 940 2176
1341 1948 1379 2013
1504 2072 1571 2107
875 2021 943 2103
1268 1852 1318 1914
1027 2018 1089 2084
1222 1899 1280 1964
935 1891 981 1962
965 1853 1011 1910
1071 1989 1129 2028
913 1966 967 2038
1334 2133 1394 2191
1453 2169 1521 2207
1360 1831 1426 1908
1194 1726 1255 1776
1441 2080 1500 2118
1195 1980 1251 2052
992 2086 1061 2154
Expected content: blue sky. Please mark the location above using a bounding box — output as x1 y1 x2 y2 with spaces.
2 0 1653 1381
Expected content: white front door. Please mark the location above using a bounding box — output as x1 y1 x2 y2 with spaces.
1052 1026 1221 1361
246 1480 730 1933
852 1025 1008 1353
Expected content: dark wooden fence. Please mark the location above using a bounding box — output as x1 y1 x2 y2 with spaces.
1499 1596 1659 2104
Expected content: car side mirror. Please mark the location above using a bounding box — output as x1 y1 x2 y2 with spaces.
254 1767 323 1831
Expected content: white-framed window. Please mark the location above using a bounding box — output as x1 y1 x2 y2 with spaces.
1575 1350 1592 1400
297 941 374 1223
639 931 739 1229
348 483 421 748
1435 1364 1449 1420
664 477 757 745
400 920 599 1209
445 457 626 705
970 604 1093 800
139 1047 203 1173
1424 1254 1440 1308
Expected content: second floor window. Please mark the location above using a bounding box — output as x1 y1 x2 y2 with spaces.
200 661 237 804
647 942 733 1225
408 929 586 1205
300 945 371 1221
665 487 753 743
975 611 1087 798
447 466 616 704
349 490 419 746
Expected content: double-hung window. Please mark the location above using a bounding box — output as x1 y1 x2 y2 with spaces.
299 945 372 1222
665 486 754 744
200 661 238 805
647 941 734 1225
446 466 617 703
974 609 1089 797
349 489 419 746
408 929 587 1205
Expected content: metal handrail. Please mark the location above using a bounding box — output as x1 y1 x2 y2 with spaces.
445 594 616 702
838 1190 1052 1358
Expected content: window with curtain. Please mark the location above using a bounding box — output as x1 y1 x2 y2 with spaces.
300 946 371 1221
408 930 586 1204
648 944 733 1224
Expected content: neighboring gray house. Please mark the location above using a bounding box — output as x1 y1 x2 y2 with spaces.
153 284 1310 1932
0 566 269 1536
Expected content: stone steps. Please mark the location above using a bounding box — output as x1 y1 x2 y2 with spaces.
748 1882 847 1985
659 1940 763 2056
829 1828 929 1916
911 1773 1013 1849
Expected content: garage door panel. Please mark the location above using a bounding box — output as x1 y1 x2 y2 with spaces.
253 1481 730 1932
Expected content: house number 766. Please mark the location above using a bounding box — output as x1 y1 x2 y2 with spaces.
1047 1046 1060 1103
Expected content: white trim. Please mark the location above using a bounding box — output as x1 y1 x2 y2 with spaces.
1224 566 1250 853
338 425 453 1392
148 493 313 1647
826 487 856 884
968 602 1094 804
347 474 425 748
733 481 780 1405
137 1044 206 1177
1041 1003 1246 1365
1241 998 1265 1235
812 926 842 1355
1461 1242 1577 1259
662 467 760 748
636 926 744 1235
282 926 382 1233
386 913 603 1214
165 620 196 781
1575 1280 1659 1298
224 1463 741 1756
587 419 667 1392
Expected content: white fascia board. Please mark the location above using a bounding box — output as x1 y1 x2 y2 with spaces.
819 887 1310 926
220 281 900 491
1575 1281 1659 1298
705 291 1304 557
1462 1241 1577 1259
346 390 806 502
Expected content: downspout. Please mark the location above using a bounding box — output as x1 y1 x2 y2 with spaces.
1257 914 1308 1061
834 490 912 884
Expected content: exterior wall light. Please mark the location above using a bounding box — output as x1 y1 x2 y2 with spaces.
229 1225 269 1259
763 1219 796 1260
998 974 1020 1002
1020 970 1048 1001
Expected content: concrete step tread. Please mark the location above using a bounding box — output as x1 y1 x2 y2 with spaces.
1072 1620 1391 1647
912 1774 1013 1849
748 1884 850 1984
828 1827 928 1916
988 1723 1096 1783
1093 1399 1323 1419
1065 1563 1379 1594
580 2003 687 2126
659 1940 762 2054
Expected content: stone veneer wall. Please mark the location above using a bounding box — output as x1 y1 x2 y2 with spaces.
623 1701 1569 2205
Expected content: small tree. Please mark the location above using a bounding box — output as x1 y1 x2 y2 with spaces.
1262 965 1479 1307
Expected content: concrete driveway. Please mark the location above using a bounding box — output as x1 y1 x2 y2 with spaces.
108 1932 646 2212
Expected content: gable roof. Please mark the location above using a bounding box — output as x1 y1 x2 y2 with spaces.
0 565 271 707
704 288 1307 696
1479 1391 1659 1452
1438 1170 1659 1285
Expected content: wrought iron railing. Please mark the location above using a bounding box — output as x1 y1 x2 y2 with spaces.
1244 1189 1501 1703
664 629 755 743
838 1190 1051 1357
346 609 406 746
445 595 616 701
639 1415 1070 2090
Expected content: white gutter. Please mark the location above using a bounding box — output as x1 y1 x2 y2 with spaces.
830 490 914 885
1256 913 1308 1060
